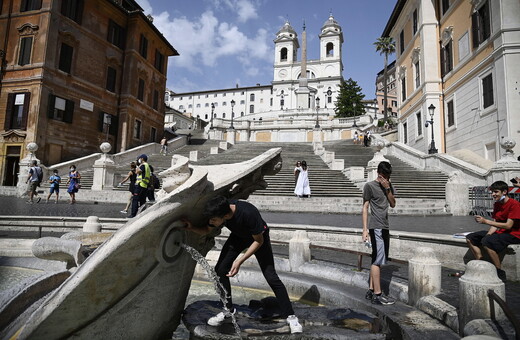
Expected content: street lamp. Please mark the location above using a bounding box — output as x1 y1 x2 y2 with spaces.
425 104 438 154
352 102 358 127
210 103 215 129
315 96 320 128
230 99 235 129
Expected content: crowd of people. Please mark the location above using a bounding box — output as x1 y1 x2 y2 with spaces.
353 130 372 147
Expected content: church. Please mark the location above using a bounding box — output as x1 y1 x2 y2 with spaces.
166 15 344 126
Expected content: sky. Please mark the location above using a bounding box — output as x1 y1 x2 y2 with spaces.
135 0 397 98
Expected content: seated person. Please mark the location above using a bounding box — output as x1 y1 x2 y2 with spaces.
466 180 520 281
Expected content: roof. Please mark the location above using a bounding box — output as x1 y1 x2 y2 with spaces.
382 0 407 37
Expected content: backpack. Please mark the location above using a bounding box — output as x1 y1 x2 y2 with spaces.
150 173 160 189
33 166 43 186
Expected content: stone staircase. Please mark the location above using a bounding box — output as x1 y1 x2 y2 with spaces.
323 140 449 199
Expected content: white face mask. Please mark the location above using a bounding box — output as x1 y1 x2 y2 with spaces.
70 168 75 171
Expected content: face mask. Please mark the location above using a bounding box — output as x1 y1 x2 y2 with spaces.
499 195 506 202
70 168 75 171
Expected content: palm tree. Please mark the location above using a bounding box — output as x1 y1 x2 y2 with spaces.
374 36 396 122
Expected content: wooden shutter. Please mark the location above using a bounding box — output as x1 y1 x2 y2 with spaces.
109 115 118 136
98 112 105 132
76 0 84 24
471 12 480 48
63 99 74 123
4 93 15 130
21 92 30 129
47 94 56 118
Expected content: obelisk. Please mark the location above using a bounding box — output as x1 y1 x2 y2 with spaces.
296 21 310 109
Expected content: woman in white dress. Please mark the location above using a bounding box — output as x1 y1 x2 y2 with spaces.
294 160 311 197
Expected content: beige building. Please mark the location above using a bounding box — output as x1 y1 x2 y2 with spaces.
383 0 520 159
0 0 177 186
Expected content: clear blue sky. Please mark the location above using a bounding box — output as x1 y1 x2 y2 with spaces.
136 0 396 98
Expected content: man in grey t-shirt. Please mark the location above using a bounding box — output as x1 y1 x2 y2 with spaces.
362 161 396 305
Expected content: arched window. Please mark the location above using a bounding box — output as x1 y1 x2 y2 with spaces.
179 105 184 110
241 112 244 116
250 93 255 101
205 114 208 119
249 105 254 113
223 112 226 118
280 47 288 61
326 42 334 57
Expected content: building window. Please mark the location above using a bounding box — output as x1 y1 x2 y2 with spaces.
240 100 245 104
188 104 192 108
399 30 405 54
472 1 490 49
154 50 164 73
416 112 422 136
150 127 156 142
326 42 334 57
61 0 84 24
137 78 144 101
222 113 226 118
403 122 408 144
133 120 142 139
4 92 30 130
204 114 208 119
414 61 420 89
153 90 159 110
412 9 418 35
179 105 184 110
214 94 217 97
107 20 125 49
249 105 254 113
280 47 287 61
447 100 455 127
18 37 33 66
47 94 74 123
250 93 255 102
401 77 406 101
441 0 450 15
328 96 332 104
482 73 494 109
98 112 118 135
205 103 209 107
392 100 397 107
441 41 453 77
139 34 148 59
58 43 73 74
20 0 41 12
196 104 200 108
106 66 116 92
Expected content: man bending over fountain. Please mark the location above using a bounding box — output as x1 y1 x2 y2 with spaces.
362 161 397 305
184 195 303 334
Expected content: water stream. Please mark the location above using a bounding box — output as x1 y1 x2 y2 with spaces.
180 243 242 339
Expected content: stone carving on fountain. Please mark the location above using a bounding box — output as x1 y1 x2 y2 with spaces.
5 148 282 340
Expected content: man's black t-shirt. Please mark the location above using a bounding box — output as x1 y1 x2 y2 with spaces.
225 200 268 239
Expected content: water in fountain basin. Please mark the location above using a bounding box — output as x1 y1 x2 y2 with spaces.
180 243 242 339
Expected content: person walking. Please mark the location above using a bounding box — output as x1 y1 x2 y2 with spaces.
46 169 61 203
129 154 151 218
294 160 310 198
183 196 303 334
26 160 42 203
293 161 301 186
160 137 168 155
119 162 137 214
66 165 81 204
362 161 396 305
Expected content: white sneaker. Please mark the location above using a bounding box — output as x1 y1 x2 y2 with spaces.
207 309 235 326
286 315 302 334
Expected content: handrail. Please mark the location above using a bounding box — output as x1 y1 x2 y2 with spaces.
488 289 520 339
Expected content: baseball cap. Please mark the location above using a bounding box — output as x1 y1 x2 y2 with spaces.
138 154 148 161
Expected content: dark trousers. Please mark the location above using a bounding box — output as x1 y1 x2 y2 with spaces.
130 185 147 217
215 231 294 317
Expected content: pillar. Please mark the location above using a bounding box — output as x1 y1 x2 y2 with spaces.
408 247 441 306
289 230 311 272
91 143 116 191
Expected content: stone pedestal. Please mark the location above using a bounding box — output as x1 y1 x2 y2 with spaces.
343 167 365 183
312 128 322 144
83 216 102 233
445 171 471 216
219 142 229 150
91 143 116 191
289 230 311 272
210 147 219 155
487 137 520 183
189 151 198 162
459 260 506 328
226 129 236 144
408 247 441 306
17 142 41 196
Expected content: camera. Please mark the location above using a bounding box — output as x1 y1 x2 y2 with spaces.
511 178 518 184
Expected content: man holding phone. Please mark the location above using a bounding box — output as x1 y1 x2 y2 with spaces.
362 161 396 305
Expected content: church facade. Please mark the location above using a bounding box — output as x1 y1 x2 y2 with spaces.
166 15 344 125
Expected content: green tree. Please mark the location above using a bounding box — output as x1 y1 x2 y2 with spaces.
334 78 365 118
374 36 396 122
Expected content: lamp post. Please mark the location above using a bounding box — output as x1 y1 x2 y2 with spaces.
210 103 215 129
352 102 358 127
230 99 235 129
315 96 320 128
425 104 438 154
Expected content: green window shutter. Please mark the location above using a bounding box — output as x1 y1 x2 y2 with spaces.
63 99 74 123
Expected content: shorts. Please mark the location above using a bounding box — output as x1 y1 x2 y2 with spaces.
369 228 390 266
49 187 59 194
466 230 520 253
29 182 38 194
